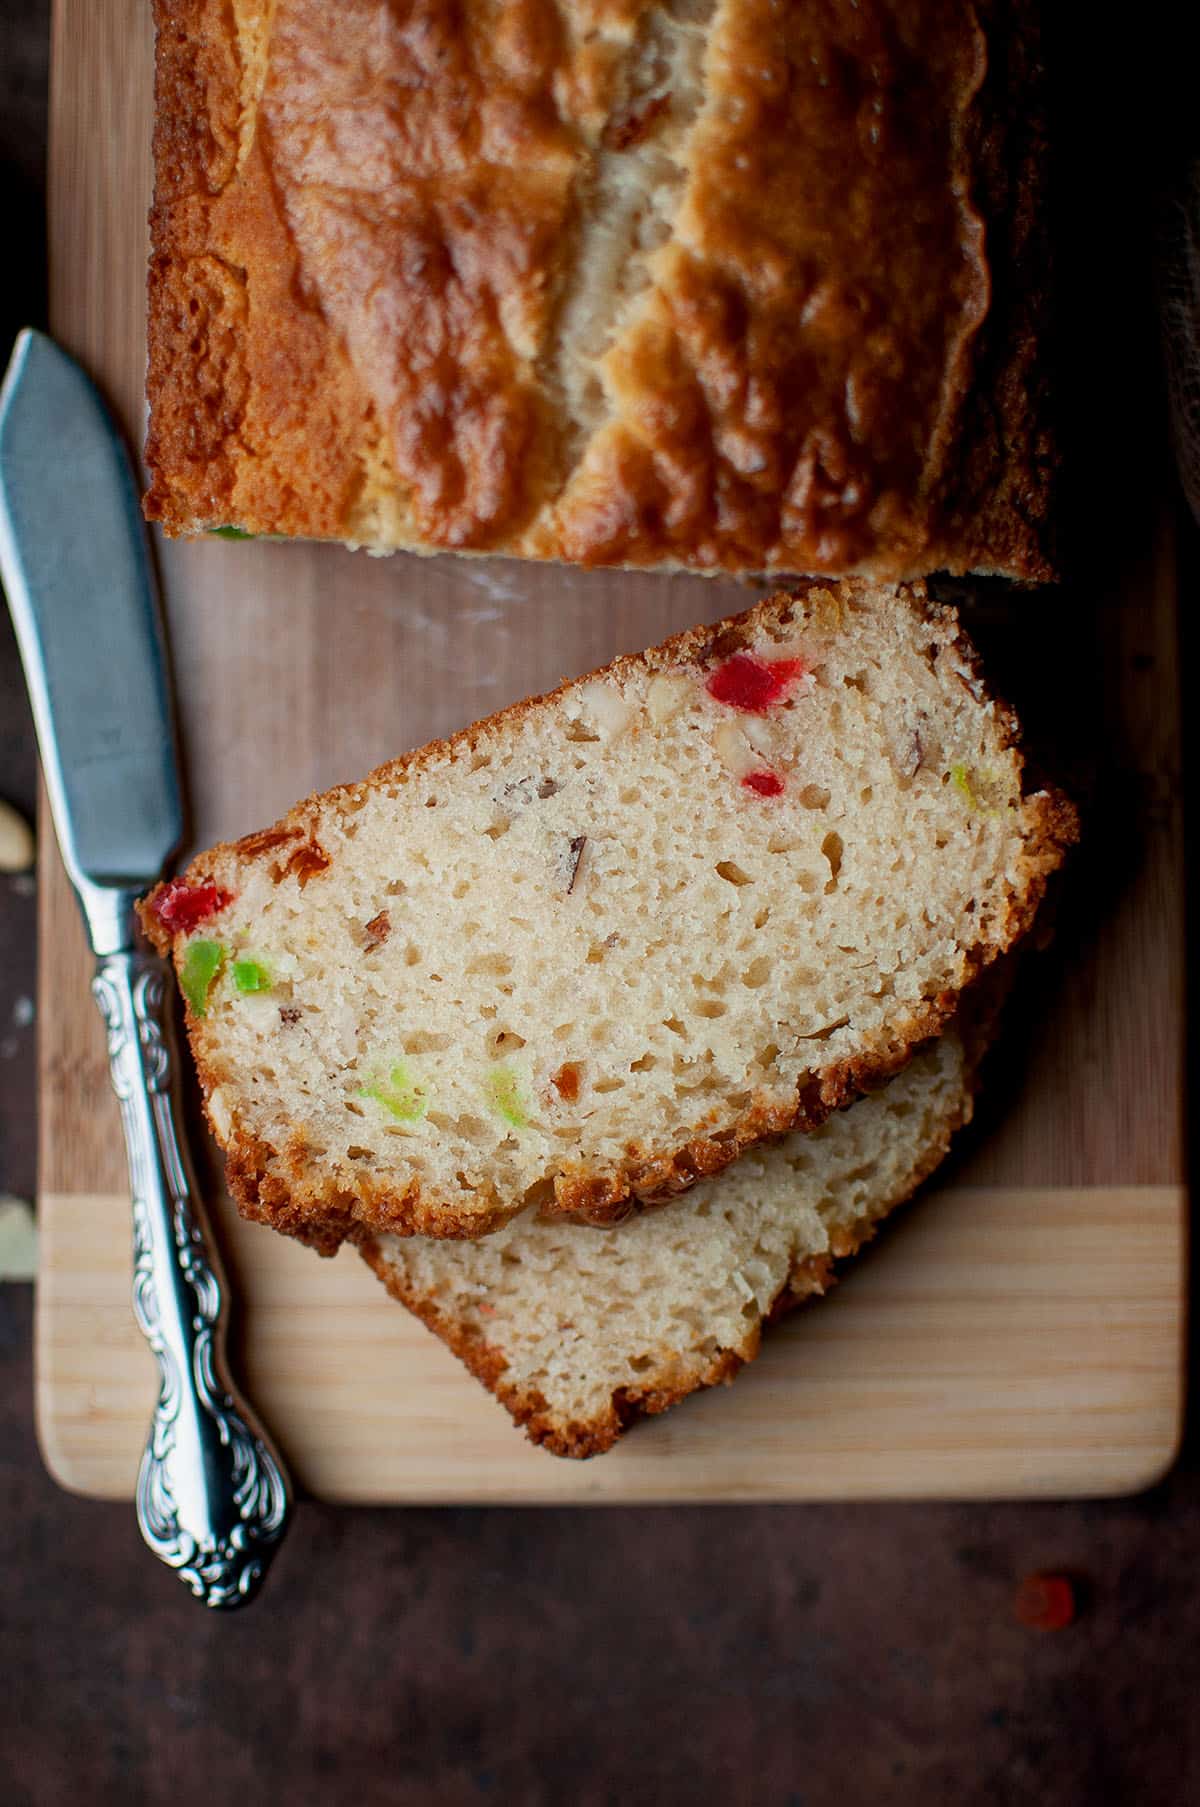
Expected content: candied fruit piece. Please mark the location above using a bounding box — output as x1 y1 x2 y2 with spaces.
742 770 785 798
180 940 224 1017
233 959 272 994
152 878 232 934
551 1061 581 1102
948 763 1004 819
487 1061 531 1129
362 1060 430 1122
949 761 975 803
278 840 330 886
706 654 805 714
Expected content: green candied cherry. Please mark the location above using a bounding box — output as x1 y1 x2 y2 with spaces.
362 1060 430 1122
233 957 272 994
207 525 256 540
180 939 224 1016
486 1061 532 1130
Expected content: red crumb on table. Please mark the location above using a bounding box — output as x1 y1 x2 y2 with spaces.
706 654 805 713
151 878 233 933
1014 1573 1076 1632
741 770 786 797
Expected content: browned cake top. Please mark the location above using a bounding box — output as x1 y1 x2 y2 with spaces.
145 0 1051 577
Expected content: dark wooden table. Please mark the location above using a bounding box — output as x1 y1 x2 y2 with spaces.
1 3 1197 1801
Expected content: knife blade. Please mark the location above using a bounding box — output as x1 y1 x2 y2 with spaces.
0 329 292 1608
0 327 179 913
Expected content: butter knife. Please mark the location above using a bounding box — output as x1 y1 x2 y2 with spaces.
0 329 292 1608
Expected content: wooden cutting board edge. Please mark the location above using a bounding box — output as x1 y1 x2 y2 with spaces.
33 1183 1187 1505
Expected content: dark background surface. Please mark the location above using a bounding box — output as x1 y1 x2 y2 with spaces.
1 3 1197 1802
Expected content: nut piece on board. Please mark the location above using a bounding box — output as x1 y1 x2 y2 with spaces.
0 1196 37 1281
0 798 34 873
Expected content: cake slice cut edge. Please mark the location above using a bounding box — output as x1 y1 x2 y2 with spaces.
359 1031 975 1457
140 579 1076 1251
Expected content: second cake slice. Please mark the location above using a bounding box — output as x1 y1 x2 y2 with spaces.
361 1032 976 1456
142 580 1074 1248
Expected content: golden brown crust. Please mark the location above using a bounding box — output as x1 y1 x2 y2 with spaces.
139 579 1077 1252
145 0 1054 578
145 0 386 538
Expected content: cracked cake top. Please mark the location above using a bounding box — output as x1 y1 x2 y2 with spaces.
145 0 1053 578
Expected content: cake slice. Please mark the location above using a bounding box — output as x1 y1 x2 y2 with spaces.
141 581 1074 1249
361 1034 973 1456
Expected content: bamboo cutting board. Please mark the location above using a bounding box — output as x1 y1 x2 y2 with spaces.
36 0 1186 1502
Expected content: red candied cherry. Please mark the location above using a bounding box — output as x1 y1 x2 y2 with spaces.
741 769 785 798
706 654 806 714
151 878 233 933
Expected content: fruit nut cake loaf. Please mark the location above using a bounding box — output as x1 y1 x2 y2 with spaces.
144 0 1053 579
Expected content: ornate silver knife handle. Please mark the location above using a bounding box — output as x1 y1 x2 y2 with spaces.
0 332 291 1606
91 946 292 1608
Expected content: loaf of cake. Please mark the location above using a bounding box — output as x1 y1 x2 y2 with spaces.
144 0 1052 579
140 581 1074 1249
362 1033 972 1455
